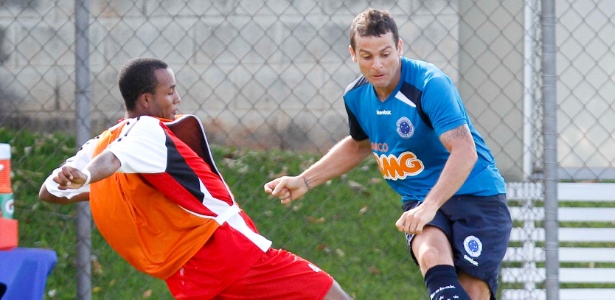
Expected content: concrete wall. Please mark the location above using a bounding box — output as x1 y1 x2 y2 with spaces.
1 0 612 180
458 0 525 180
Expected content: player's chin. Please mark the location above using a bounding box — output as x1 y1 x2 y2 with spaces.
165 111 178 119
369 78 388 88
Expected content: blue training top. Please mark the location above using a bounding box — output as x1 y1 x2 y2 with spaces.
343 57 506 203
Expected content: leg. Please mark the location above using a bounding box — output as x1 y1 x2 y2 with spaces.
458 271 491 300
406 195 510 300
411 226 455 274
323 280 353 300
412 226 471 300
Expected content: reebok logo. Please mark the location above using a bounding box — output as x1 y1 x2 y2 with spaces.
308 263 322 273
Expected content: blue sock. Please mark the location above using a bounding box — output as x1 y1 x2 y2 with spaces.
424 265 471 300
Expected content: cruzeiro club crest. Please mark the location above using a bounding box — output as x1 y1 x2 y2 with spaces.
396 117 414 139
463 235 483 258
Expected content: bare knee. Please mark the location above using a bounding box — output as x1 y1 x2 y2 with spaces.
412 227 454 274
417 247 451 272
414 245 454 275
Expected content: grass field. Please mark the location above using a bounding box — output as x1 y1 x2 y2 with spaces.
2 127 426 299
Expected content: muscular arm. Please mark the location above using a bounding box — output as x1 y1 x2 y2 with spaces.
301 136 372 188
395 124 477 234
424 124 477 208
264 136 372 203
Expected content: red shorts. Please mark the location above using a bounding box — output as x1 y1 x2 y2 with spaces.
215 249 333 300
167 247 334 300
217 248 334 300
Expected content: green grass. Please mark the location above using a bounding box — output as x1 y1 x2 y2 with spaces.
2 127 426 299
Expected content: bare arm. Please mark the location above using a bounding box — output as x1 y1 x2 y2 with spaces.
396 124 477 234
39 185 89 204
264 136 372 204
301 136 372 188
424 124 477 208
39 150 122 203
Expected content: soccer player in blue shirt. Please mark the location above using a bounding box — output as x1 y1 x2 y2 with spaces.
265 8 512 300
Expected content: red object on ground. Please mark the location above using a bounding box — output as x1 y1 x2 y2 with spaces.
0 218 18 250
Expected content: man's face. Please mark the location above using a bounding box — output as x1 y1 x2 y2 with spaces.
349 31 403 99
147 67 181 120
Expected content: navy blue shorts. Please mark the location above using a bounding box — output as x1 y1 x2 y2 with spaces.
403 194 511 298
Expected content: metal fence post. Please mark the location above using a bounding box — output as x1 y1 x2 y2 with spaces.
541 0 559 299
75 0 92 299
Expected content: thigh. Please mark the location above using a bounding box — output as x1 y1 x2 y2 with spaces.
403 200 453 268
218 248 334 300
411 226 455 274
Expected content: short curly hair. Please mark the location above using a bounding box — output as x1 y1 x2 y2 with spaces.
117 57 168 110
349 8 399 51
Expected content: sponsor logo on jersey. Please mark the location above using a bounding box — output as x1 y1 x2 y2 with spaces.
374 151 424 180
371 142 389 152
377 110 392 115
396 117 414 139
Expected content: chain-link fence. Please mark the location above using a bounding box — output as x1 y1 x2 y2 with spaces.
1 0 613 299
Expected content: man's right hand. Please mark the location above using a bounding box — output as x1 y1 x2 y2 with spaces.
264 176 309 205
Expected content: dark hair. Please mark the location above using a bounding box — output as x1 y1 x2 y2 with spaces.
349 8 399 51
117 57 168 110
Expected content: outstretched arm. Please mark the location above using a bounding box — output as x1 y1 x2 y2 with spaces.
264 136 372 204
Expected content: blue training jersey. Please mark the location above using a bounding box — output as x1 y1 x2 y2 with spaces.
343 57 506 203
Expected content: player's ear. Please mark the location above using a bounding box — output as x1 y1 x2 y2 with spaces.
349 45 357 62
138 92 151 108
132 93 151 115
